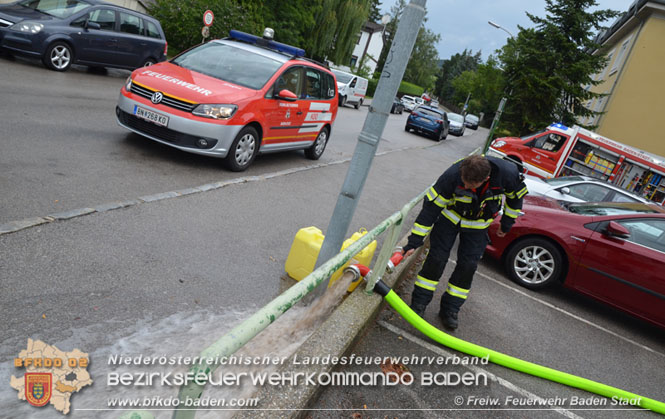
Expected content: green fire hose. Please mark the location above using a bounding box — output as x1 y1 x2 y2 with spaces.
369 278 665 414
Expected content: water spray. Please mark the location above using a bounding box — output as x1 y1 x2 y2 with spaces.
344 257 665 415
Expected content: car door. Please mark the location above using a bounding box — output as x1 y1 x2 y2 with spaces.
70 7 118 65
572 217 665 327
522 131 569 176
262 66 309 151
115 11 145 68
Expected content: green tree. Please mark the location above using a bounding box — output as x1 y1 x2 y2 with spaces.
305 0 371 64
450 55 505 121
368 0 383 23
261 0 320 48
433 49 482 103
500 0 620 135
403 27 441 88
147 0 262 54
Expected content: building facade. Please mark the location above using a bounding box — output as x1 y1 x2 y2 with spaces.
348 21 385 75
583 0 665 156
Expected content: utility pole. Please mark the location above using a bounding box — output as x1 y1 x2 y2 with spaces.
307 0 427 301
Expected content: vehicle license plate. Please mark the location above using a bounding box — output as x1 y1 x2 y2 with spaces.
134 105 169 127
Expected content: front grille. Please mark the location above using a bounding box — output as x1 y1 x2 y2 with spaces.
130 83 197 113
117 108 217 149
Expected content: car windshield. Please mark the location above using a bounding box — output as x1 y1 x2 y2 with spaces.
567 202 658 216
19 0 90 18
466 115 478 122
543 176 586 186
416 108 442 118
332 70 353 84
520 130 546 141
448 113 464 123
172 42 282 90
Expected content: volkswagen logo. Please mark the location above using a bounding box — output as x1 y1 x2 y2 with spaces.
151 92 163 104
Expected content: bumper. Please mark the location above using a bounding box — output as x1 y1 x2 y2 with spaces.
0 29 44 57
406 119 439 135
449 126 464 135
116 92 243 158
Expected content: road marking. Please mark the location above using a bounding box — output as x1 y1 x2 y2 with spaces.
377 320 585 419
0 142 449 237
443 259 665 358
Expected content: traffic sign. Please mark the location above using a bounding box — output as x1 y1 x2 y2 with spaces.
203 10 214 27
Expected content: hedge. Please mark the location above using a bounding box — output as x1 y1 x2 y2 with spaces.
367 78 424 98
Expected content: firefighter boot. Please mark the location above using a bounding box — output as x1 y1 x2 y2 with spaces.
439 291 465 330
410 284 434 318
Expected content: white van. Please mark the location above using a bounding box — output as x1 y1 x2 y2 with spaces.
331 69 368 109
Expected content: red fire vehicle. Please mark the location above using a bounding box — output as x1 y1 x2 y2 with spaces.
488 123 665 204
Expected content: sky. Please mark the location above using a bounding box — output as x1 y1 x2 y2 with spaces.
380 0 634 61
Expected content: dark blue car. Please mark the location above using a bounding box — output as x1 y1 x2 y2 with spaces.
0 0 166 71
405 105 449 141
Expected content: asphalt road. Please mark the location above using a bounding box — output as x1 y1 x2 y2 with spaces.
1 55 663 419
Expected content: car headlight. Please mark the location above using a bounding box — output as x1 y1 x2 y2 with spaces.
11 22 43 33
125 77 132 92
192 104 237 119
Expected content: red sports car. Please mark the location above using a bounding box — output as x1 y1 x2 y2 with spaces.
486 195 665 329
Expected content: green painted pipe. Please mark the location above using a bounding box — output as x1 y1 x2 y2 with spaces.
372 280 665 414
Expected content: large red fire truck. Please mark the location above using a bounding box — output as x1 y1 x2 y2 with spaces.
488 123 665 204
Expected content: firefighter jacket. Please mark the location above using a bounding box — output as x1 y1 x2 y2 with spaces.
404 156 528 251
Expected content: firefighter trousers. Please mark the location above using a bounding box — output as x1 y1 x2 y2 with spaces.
411 216 489 313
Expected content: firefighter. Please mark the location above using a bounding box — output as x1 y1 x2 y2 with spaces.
402 155 527 329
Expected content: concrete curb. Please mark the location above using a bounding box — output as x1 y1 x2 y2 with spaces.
233 237 425 418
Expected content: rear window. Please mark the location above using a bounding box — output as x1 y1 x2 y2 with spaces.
145 20 161 39
172 42 282 90
416 108 443 118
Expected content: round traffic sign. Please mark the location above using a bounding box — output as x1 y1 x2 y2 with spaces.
203 10 214 27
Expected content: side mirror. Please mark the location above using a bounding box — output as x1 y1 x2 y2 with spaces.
276 89 297 102
85 20 101 30
560 187 571 195
605 221 630 239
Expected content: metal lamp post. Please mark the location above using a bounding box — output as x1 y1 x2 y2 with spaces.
482 21 515 154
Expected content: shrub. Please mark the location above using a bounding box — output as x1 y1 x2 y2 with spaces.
147 0 263 55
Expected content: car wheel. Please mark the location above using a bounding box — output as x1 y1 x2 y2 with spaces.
354 98 362 109
142 58 156 67
304 126 329 160
404 125 410 132
339 95 346 107
224 126 259 172
435 130 445 142
504 237 564 290
43 42 73 72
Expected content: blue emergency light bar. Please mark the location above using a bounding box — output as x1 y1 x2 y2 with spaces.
229 30 305 57
551 122 570 131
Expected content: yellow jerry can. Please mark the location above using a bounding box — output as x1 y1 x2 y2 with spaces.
285 227 377 292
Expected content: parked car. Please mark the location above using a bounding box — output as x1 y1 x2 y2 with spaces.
486 196 665 329
116 29 338 171
405 105 448 141
0 0 167 72
447 112 465 136
391 97 404 114
401 95 417 112
331 69 367 109
430 100 439 108
524 175 648 203
465 114 479 130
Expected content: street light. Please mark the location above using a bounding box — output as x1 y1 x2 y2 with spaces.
488 20 514 39
483 20 516 154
